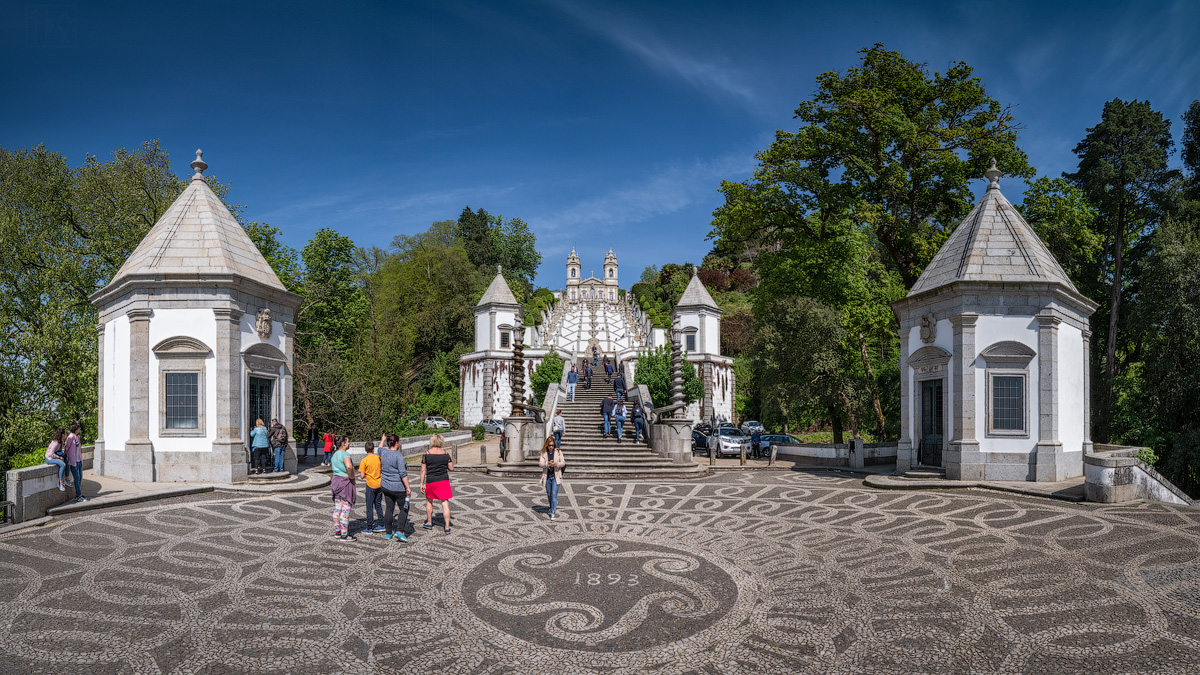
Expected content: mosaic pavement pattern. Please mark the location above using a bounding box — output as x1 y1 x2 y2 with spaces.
2 471 1200 674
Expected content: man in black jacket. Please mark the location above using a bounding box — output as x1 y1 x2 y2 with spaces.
601 395 616 438
269 419 288 473
631 400 646 443
613 373 626 402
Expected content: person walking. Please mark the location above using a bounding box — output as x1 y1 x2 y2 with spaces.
601 395 615 438
631 400 646 444
613 400 627 442
378 433 412 542
584 363 593 391
305 427 318 459
44 429 68 492
322 430 334 465
269 418 288 473
613 372 626 402
538 437 566 520
358 441 385 534
330 435 356 541
249 419 270 474
552 410 566 449
604 358 613 383
420 434 454 534
567 364 578 402
64 423 85 502
751 429 762 459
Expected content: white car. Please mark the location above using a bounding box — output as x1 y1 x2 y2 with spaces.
740 420 765 435
708 427 752 458
424 416 451 430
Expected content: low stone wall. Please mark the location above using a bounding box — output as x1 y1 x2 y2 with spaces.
337 431 474 463
5 446 94 524
1084 445 1193 506
774 442 897 467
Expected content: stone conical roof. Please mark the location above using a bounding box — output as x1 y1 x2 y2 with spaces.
908 163 1080 298
676 270 719 311
478 269 520 307
104 150 288 294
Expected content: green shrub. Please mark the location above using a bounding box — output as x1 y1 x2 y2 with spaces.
531 351 565 404
1136 447 1159 467
472 424 485 441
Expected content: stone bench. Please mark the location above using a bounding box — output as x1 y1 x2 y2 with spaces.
5 446 94 523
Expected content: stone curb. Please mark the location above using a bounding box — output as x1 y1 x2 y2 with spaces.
0 516 54 536
863 475 1086 503
47 485 215 517
214 473 331 493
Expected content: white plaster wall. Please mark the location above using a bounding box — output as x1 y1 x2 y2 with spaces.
974 315 1039 454
150 309 218 451
1058 325 1085 453
703 314 721 356
239 313 286 353
104 316 131 452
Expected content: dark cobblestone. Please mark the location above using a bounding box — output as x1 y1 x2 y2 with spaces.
1 471 1198 673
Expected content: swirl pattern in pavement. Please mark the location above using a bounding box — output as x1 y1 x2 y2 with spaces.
1 471 1199 674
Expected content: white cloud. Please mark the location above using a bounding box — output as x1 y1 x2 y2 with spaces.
546 0 758 107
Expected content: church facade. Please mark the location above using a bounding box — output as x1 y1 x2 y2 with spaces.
459 249 735 426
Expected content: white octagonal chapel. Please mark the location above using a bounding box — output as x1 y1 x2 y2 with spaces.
89 151 302 483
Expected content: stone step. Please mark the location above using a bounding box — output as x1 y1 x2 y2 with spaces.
904 469 946 478
488 463 712 480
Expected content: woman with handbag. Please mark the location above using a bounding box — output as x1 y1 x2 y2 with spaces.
329 435 357 542
538 437 566 520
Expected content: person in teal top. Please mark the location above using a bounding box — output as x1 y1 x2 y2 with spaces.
331 444 351 478
249 419 270 474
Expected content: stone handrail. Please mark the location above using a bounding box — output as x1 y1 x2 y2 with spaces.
1085 445 1193 505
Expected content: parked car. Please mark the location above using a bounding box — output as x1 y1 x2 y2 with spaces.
708 427 751 458
694 423 713 437
425 416 451 430
692 429 710 456
480 417 504 435
717 422 737 430
758 433 800 456
740 420 765 435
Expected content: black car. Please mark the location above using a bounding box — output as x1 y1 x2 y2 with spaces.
694 423 713 436
692 430 710 456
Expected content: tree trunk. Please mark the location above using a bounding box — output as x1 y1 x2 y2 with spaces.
1102 205 1126 443
859 331 887 441
837 386 860 439
830 407 844 445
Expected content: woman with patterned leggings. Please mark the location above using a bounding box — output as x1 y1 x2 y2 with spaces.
329 435 357 542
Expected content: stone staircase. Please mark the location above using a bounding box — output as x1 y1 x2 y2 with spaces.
489 357 710 480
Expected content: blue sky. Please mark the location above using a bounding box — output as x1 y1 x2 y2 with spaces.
3 0 1198 289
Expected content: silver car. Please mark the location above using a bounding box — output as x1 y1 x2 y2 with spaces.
740 420 765 435
480 417 504 435
425 416 451 430
708 427 751 458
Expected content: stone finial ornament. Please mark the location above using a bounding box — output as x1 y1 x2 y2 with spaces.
255 308 272 339
191 149 207 180
986 157 1002 189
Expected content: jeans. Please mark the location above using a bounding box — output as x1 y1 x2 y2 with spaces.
554 430 563 448
382 487 410 535
567 382 576 401
585 376 591 390
634 417 644 443
69 463 83 496
615 386 625 401
615 414 626 439
545 476 559 515
603 412 612 435
46 458 66 482
273 446 286 472
364 485 384 529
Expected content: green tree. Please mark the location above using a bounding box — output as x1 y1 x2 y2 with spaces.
640 265 659 284
530 350 565 405
711 44 1032 289
633 345 702 410
1066 99 1176 442
245 223 301 290
1019 177 1104 285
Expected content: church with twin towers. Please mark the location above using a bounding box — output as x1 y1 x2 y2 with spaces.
458 247 735 426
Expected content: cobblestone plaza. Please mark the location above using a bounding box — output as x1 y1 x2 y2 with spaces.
2 471 1199 674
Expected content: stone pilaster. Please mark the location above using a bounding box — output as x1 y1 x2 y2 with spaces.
1035 313 1062 480
1082 329 1093 455
896 325 913 473
124 309 155 482
947 313 981 480
95 322 106 475
212 307 247 483
283 321 297 474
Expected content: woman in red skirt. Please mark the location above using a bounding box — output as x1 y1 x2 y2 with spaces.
420 434 455 534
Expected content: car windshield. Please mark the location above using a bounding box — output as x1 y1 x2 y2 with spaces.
746 421 761 426
719 429 747 437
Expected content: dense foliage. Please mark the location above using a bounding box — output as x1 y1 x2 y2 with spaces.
632 345 703 410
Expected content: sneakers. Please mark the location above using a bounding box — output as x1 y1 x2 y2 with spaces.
338 534 356 542
422 523 433 530
372 525 386 533
58 483 65 492
444 528 451 535
74 496 87 503
394 532 409 542
550 513 556 521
